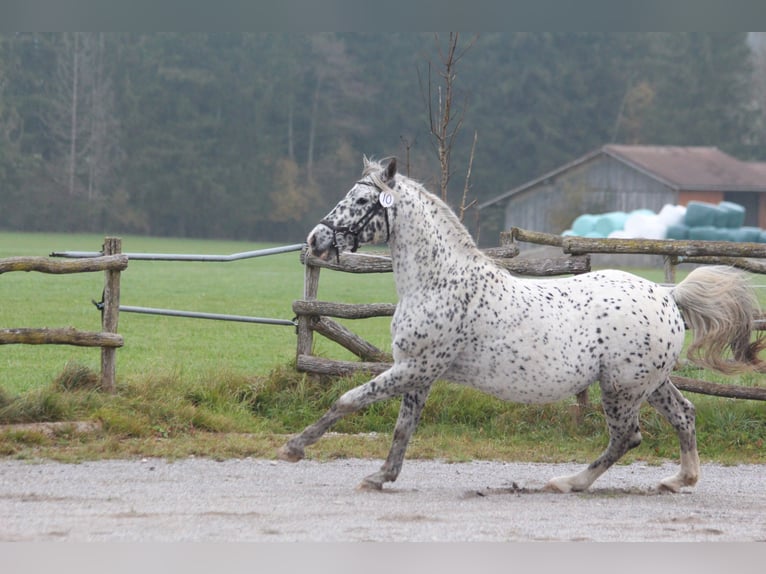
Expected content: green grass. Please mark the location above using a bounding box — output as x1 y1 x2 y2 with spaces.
1 232 765 465
0 232 396 394
1 364 764 464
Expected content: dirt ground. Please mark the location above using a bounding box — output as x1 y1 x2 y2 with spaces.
1 457 764 542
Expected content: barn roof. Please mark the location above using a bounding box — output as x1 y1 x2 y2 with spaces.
478 145 766 210
605 145 766 191
747 160 766 180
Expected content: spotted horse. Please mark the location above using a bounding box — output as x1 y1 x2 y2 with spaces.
278 157 765 493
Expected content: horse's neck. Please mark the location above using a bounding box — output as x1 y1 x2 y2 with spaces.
388 186 480 297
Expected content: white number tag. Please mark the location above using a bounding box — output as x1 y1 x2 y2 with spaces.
379 191 395 208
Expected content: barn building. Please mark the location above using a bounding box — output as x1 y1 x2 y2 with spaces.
478 145 766 237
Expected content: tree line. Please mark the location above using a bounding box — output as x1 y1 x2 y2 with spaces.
0 33 763 244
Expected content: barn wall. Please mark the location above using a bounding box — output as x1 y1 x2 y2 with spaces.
504 155 677 235
722 192 760 227
678 190 724 205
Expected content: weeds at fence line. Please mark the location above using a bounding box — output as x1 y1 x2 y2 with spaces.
1 363 765 464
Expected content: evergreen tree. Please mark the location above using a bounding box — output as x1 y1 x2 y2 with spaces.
640 33 759 156
0 33 761 241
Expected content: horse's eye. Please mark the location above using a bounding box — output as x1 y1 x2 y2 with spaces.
356 197 369 206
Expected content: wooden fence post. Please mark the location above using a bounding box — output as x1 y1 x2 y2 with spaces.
101 237 122 392
296 256 320 360
664 255 677 284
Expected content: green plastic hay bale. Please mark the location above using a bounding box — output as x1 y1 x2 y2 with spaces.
688 226 725 241
665 224 689 239
684 201 720 228
734 227 763 243
717 201 746 228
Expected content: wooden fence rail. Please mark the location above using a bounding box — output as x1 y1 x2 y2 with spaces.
505 227 766 258
0 328 123 348
0 237 125 392
295 229 766 403
0 254 127 275
505 226 766 282
300 246 591 277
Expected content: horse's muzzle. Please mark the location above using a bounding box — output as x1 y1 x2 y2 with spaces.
307 224 339 262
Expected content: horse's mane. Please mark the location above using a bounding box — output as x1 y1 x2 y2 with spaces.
363 160 480 254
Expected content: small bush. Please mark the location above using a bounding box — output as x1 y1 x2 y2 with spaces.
53 362 101 392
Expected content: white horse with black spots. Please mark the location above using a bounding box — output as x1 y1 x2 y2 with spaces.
279 157 765 493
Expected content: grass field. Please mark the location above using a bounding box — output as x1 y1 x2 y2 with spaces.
1 232 765 464
0 232 396 394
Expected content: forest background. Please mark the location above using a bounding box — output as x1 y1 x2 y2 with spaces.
2 32 766 245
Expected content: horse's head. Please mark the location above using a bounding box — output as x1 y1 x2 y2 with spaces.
307 157 399 262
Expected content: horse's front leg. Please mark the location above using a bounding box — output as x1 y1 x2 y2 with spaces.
358 386 431 490
276 398 351 462
277 363 435 471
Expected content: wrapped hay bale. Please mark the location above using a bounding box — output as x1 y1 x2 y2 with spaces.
593 211 628 237
717 201 746 228
665 224 689 239
688 226 729 241
624 210 667 239
684 201 721 228
657 204 687 227
571 214 598 236
730 226 762 243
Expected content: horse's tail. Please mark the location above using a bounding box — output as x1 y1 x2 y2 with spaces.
671 265 766 374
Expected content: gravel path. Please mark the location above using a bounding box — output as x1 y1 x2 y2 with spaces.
1 457 764 542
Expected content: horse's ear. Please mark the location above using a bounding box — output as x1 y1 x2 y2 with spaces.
384 158 397 183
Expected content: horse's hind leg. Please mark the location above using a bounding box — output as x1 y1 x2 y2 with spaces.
359 386 431 490
546 384 644 493
647 379 699 492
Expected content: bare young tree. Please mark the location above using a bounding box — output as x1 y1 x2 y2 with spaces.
419 32 478 221
44 33 121 200
83 33 120 201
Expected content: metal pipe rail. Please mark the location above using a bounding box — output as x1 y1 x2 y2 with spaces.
51 243 305 261
117 305 296 327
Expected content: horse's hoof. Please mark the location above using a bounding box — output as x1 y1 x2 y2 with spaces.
658 479 681 494
357 477 384 491
543 477 573 493
276 443 304 462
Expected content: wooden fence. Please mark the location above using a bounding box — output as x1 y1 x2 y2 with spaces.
2 239 303 394
0 237 125 392
4 230 763 401
506 227 766 282
293 228 766 402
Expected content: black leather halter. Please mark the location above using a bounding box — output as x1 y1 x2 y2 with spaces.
318 181 391 263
